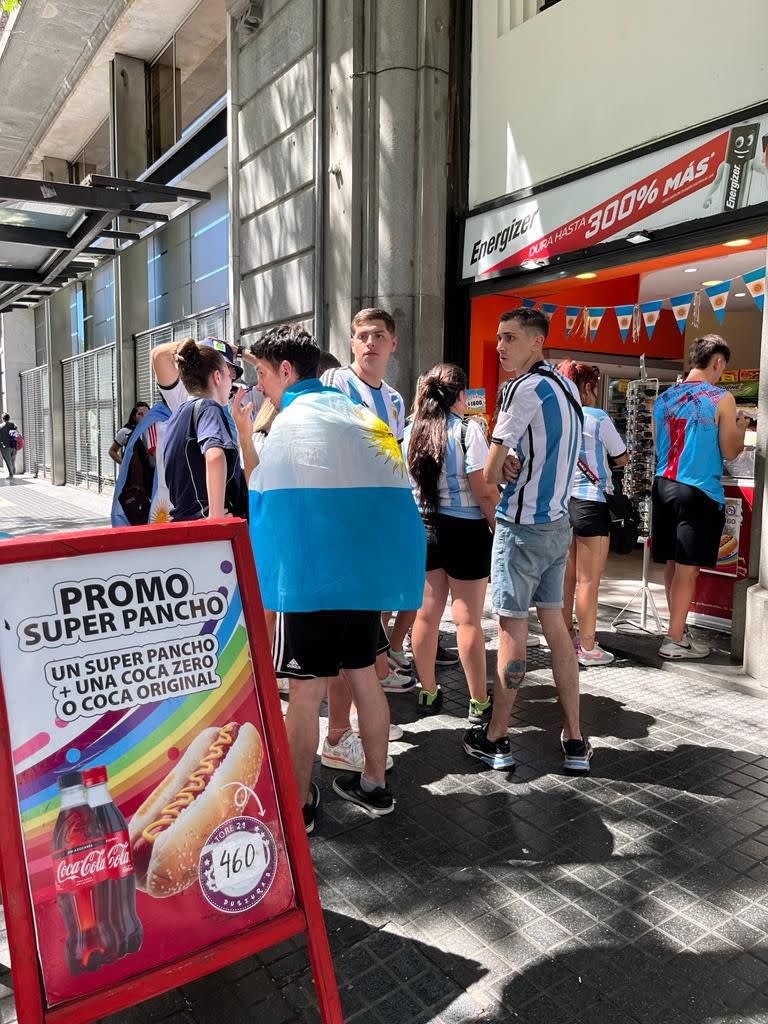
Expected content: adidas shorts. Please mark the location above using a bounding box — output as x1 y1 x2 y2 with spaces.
272 610 388 679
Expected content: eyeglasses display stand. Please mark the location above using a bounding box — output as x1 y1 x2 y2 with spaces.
612 368 664 635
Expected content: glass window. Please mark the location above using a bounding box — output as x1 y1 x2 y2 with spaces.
148 41 179 165
176 0 226 135
69 119 111 184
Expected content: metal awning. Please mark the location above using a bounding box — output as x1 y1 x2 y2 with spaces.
0 174 210 313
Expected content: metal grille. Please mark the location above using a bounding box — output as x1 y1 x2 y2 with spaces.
134 305 230 406
19 365 51 479
62 344 117 493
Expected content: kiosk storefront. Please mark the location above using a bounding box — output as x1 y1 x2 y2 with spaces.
458 107 768 654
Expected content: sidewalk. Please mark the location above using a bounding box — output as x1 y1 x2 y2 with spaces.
1 488 768 1022
0 475 112 536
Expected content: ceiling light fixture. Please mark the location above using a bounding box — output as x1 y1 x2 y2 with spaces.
701 279 724 287
576 272 597 280
734 291 747 297
684 267 697 273
627 231 651 244
724 238 752 247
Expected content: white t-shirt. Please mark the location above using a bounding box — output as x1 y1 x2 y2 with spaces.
321 365 405 442
492 361 583 526
159 377 190 413
403 414 489 520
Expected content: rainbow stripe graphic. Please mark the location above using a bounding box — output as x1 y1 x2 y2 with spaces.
15 584 262 891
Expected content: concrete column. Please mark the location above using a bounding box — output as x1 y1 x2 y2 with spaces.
0 309 35 422
111 54 148 179
324 0 451 402
741 246 768 688
115 238 150 418
47 289 70 485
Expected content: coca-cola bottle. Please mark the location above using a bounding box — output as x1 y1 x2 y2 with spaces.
83 765 143 958
52 771 112 974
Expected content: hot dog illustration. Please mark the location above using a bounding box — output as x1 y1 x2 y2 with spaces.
128 722 263 897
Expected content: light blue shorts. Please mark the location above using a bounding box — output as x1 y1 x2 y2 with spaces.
491 516 572 618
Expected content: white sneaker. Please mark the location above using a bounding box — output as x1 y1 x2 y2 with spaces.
659 631 710 660
388 648 413 672
577 643 615 667
321 730 393 771
379 670 417 693
350 714 404 741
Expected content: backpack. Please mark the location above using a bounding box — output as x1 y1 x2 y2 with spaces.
191 400 248 519
9 429 23 450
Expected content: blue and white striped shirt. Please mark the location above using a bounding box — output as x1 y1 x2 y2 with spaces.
571 407 626 503
492 362 583 525
403 414 489 520
320 365 405 442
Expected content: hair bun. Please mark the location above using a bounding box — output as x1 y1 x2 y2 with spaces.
175 337 199 367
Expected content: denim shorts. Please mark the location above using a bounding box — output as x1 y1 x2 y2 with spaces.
491 516 572 618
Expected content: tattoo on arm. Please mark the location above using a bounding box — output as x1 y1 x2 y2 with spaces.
502 659 526 689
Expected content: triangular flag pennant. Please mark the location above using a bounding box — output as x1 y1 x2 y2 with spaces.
521 298 537 309
640 299 663 339
540 303 557 316
565 306 581 335
704 280 731 322
615 304 634 342
587 307 606 341
669 292 694 334
742 267 766 312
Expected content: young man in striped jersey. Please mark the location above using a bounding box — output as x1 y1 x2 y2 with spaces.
322 308 456 688
463 307 593 774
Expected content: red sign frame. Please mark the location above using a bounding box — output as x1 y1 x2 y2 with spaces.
0 520 343 1024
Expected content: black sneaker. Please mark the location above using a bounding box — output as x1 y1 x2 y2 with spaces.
416 686 443 715
435 642 459 666
332 773 395 816
462 725 516 771
468 694 493 725
561 731 593 774
303 782 320 834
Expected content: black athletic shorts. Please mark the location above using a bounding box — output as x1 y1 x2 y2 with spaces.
272 610 388 679
651 477 725 568
424 513 493 580
568 497 611 538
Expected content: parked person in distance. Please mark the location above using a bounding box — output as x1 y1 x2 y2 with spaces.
109 403 149 465
557 360 627 667
0 413 19 479
466 308 592 775
163 339 247 521
234 324 425 831
652 334 746 659
403 364 499 720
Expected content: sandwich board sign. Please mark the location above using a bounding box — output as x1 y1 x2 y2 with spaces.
0 520 342 1023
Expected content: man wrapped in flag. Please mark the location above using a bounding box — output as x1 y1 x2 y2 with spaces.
233 325 425 831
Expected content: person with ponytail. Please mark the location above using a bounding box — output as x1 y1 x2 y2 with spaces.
557 360 628 666
403 363 499 720
162 337 247 521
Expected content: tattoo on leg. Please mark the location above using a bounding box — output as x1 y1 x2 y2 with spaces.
502 659 526 689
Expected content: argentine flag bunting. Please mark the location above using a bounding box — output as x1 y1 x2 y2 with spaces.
249 379 426 613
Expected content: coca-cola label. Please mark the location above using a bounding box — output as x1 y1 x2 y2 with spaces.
53 831 134 893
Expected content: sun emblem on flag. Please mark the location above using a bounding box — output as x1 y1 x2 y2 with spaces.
150 502 172 524
356 408 404 475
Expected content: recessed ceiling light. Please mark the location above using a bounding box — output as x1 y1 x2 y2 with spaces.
627 231 651 244
701 280 724 287
576 272 597 280
724 238 751 247
734 291 747 297
684 267 697 273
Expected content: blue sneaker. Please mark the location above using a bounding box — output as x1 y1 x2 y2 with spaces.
561 731 593 774
462 725 516 771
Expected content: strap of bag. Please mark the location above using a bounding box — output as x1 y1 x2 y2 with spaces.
460 417 469 455
533 364 585 428
191 398 205 435
577 457 601 486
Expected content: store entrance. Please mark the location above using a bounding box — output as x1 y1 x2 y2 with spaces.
469 235 765 637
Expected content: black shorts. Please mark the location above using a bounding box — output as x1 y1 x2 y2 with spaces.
568 497 611 538
651 477 725 567
272 610 388 679
425 513 493 580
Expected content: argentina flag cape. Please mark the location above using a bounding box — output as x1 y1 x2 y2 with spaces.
111 401 171 527
249 379 426 612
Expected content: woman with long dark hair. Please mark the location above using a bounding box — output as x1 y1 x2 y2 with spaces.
163 337 246 521
403 363 499 720
557 360 627 665
109 402 149 465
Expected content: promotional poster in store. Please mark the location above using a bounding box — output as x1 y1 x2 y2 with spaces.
463 113 768 280
0 540 295 1006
